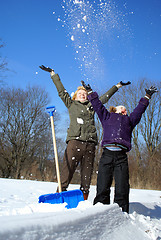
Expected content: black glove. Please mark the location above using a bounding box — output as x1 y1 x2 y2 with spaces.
145 86 158 97
39 65 53 72
81 81 93 94
120 81 131 86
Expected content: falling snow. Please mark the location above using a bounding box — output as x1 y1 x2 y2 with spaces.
54 0 132 83
77 117 84 124
71 35 75 41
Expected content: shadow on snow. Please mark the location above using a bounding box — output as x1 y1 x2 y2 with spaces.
129 202 161 219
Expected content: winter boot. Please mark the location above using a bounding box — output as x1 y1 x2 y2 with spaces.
56 186 67 193
83 193 89 200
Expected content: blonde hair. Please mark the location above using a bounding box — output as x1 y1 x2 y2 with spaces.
72 86 87 100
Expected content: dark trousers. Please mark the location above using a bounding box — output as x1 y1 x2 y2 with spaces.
60 140 95 194
93 148 130 213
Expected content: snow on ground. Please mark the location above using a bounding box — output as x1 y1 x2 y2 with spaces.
0 178 161 240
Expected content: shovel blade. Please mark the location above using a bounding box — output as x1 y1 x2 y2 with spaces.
39 192 64 204
62 190 84 209
39 189 84 209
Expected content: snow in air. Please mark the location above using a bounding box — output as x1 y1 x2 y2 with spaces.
77 117 84 124
53 0 133 84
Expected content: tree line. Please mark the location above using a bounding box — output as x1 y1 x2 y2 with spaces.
0 85 65 180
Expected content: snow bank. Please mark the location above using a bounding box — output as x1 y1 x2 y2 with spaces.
0 178 161 240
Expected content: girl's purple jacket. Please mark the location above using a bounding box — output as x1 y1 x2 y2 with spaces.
88 92 149 152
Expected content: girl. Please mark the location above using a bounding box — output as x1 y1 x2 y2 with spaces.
85 82 157 212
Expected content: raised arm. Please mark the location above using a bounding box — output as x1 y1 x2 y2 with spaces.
81 80 131 105
129 86 158 129
81 81 110 124
39 65 72 108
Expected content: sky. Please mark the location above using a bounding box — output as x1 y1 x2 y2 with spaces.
0 0 161 115
0 178 161 239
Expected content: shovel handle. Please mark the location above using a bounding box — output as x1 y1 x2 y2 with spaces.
50 116 62 193
46 106 62 193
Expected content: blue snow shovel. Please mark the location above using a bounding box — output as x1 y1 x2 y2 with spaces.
38 106 84 209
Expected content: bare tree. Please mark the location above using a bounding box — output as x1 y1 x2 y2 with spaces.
0 86 61 179
0 39 8 83
140 83 161 155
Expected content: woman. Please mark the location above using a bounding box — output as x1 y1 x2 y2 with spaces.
85 83 157 212
39 65 130 200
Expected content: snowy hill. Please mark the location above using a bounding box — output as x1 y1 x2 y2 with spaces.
0 178 161 240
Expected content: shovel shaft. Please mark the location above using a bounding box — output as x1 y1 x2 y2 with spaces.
50 116 62 193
